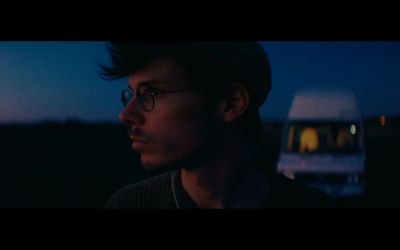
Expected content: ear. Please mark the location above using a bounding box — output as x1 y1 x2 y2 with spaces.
219 83 250 123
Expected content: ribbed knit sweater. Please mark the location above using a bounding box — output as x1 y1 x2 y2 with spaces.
105 170 332 209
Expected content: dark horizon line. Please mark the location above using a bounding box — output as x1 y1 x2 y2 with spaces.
1 114 399 127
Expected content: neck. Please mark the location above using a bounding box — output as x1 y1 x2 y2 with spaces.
180 140 268 209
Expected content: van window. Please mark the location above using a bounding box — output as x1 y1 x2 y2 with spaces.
285 121 361 154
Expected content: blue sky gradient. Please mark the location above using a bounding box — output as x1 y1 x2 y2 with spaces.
0 41 399 123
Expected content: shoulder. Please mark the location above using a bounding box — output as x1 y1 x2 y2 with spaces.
266 173 335 209
104 171 174 209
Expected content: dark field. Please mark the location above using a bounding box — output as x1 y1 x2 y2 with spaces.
0 118 399 208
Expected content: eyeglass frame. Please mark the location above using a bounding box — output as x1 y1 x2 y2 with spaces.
121 85 193 112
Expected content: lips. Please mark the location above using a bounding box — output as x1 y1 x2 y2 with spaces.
132 141 148 150
130 137 149 150
129 136 149 143
128 129 150 150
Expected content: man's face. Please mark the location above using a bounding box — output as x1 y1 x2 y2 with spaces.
119 58 223 171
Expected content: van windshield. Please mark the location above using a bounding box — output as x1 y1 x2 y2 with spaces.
284 121 362 154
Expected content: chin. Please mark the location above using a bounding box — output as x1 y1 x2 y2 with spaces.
140 154 179 172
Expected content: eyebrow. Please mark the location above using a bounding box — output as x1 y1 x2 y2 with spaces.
128 80 164 91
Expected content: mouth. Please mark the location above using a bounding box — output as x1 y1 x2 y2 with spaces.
131 140 149 150
128 130 150 150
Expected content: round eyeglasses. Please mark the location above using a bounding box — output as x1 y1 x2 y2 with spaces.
121 85 193 112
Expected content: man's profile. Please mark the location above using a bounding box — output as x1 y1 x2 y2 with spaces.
100 42 331 209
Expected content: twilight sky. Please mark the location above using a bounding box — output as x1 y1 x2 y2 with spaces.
0 41 399 123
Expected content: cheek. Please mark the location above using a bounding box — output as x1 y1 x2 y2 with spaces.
167 109 211 147
151 101 220 154
139 101 227 170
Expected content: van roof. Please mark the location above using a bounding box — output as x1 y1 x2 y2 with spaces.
288 89 361 120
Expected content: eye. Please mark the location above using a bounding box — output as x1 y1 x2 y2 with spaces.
138 86 152 95
138 86 165 101
151 89 165 96
148 88 166 97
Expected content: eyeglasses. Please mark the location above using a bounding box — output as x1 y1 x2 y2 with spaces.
121 85 193 112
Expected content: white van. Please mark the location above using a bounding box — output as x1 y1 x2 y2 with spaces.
277 89 365 197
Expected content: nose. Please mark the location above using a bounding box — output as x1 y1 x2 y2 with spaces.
119 99 144 126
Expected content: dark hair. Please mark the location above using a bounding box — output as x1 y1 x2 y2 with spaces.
99 42 268 145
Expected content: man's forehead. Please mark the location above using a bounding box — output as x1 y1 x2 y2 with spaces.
128 58 187 88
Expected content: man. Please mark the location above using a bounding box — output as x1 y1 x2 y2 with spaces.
101 42 331 209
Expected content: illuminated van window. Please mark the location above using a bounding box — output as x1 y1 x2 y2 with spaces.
285 121 361 154
299 127 319 153
337 128 355 148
